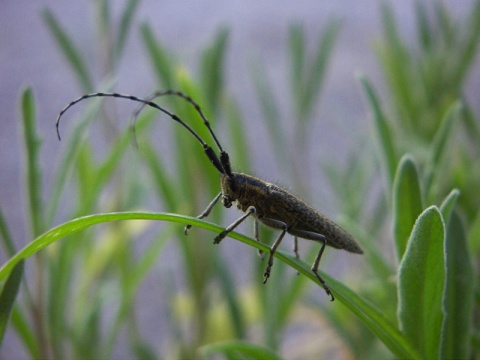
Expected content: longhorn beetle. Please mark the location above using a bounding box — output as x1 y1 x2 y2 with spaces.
56 90 363 301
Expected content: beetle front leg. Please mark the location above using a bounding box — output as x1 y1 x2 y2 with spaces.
184 192 222 234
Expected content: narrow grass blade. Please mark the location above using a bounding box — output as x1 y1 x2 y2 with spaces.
358 75 397 188
0 260 24 345
303 19 341 118
398 206 446 359
392 155 423 262
11 307 40 357
21 88 44 237
115 0 141 57
140 23 174 88
425 102 462 194
42 9 93 92
452 0 480 89
251 59 287 164
199 340 282 360
0 208 16 257
377 3 415 123
200 27 229 112
224 98 251 172
440 211 474 359
212 255 246 339
289 24 305 116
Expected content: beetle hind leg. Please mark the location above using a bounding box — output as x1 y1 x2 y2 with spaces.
288 229 334 301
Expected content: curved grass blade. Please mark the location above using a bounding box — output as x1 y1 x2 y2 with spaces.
0 212 419 358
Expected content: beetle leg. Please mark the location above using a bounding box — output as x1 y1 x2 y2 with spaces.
288 229 333 301
293 236 300 275
213 206 256 244
184 192 222 234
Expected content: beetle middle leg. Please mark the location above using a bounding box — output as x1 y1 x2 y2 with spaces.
261 219 288 284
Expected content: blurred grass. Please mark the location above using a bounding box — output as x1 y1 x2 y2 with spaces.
0 1 479 359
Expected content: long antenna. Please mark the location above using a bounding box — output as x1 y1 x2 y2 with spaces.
55 92 226 174
131 90 225 153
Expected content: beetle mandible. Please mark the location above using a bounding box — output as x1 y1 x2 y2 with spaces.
56 90 364 301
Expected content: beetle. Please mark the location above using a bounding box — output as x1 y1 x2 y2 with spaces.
56 90 363 301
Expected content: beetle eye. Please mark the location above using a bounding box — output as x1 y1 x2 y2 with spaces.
222 195 233 208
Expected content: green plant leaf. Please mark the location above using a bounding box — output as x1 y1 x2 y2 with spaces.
392 155 423 262
439 188 460 225
199 340 282 360
440 211 474 359
398 206 446 359
0 260 24 345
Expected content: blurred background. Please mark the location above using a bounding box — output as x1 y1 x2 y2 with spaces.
1 0 479 359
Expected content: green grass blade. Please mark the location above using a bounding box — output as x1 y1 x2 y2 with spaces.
398 206 446 359
414 0 432 50
115 0 141 57
212 255 246 339
0 208 16 257
0 211 419 358
440 211 474 359
452 0 480 89
224 98 251 172
199 340 282 360
42 9 93 92
0 260 24 345
377 3 415 123
303 19 341 118
358 75 397 188
10 307 40 357
310 266 420 359
392 155 423 262
251 59 287 164
140 23 174 88
200 27 229 112
289 24 305 116
425 102 462 194
21 88 44 237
